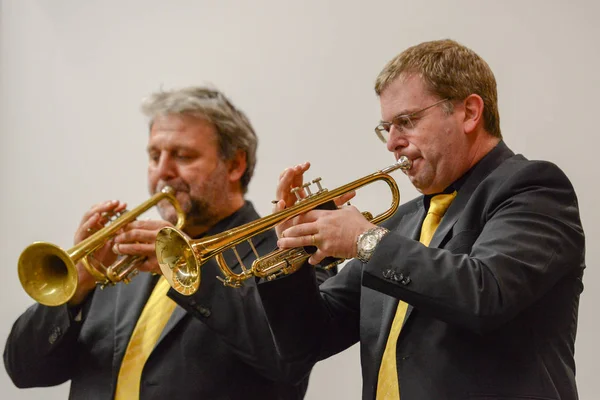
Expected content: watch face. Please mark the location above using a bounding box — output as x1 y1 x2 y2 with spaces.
363 234 378 251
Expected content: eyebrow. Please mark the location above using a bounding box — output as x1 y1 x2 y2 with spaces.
380 108 415 123
146 145 199 154
390 105 432 122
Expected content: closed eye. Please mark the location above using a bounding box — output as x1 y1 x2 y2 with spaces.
148 151 160 163
391 115 413 131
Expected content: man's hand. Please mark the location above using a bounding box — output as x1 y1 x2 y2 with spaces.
277 205 376 265
69 200 127 306
112 219 174 274
272 163 362 265
272 162 312 238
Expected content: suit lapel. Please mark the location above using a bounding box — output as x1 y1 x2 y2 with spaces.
156 304 187 346
428 141 515 249
427 193 464 249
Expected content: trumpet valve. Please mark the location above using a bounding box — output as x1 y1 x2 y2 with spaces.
291 187 303 201
301 182 313 196
311 177 324 193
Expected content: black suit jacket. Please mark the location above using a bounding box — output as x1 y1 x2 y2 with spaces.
259 142 585 400
4 201 335 399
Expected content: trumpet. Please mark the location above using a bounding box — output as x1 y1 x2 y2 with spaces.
156 157 412 295
18 187 185 306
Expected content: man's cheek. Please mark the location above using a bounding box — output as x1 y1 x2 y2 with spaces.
176 192 191 207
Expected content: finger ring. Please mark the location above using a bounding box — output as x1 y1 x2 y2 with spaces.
311 234 317 246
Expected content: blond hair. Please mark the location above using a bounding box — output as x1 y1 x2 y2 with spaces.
375 39 501 138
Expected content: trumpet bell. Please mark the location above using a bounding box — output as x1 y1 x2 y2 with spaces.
17 186 186 306
18 242 78 307
156 227 200 295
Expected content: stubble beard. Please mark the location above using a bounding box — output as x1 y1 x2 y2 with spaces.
185 197 221 230
159 165 231 234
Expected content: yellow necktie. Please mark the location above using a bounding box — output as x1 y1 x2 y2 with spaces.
114 277 177 399
376 191 457 399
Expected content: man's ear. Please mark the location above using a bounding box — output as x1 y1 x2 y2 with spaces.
463 94 484 135
227 150 247 183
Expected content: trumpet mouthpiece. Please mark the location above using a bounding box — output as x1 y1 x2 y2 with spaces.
380 156 412 174
397 156 412 170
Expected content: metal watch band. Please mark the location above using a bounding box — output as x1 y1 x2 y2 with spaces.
356 226 390 263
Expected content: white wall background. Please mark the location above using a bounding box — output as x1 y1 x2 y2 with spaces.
1 0 598 398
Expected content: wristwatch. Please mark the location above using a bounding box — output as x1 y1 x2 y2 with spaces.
356 226 390 263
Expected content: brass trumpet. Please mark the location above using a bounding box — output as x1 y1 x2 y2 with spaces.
18 187 185 306
156 157 412 295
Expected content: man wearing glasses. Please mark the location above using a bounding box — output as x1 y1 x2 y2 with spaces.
259 39 585 399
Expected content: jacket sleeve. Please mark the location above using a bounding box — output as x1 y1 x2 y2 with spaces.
257 257 363 381
362 160 585 334
3 301 88 388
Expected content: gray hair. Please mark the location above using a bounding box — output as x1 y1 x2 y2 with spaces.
141 86 258 192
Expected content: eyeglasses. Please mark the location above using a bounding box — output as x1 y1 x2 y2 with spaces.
374 98 449 143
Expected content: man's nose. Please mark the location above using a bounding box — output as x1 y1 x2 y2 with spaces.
155 154 177 180
386 126 409 152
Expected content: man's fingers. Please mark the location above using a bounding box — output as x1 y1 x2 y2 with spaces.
80 213 101 233
112 242 155 257
277 236 308 249
281 221 318 239
334 191 356 207
277 230 320 249
114 229 159 244
80 200 125 225
308 250 326 266
123 219 172 231
276 162 312 206
272 199 286 214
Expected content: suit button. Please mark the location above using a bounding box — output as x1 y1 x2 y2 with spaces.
48 326 62 344
196 305 211 318
383 269 394 279
392 273 404 282
401 276 411 285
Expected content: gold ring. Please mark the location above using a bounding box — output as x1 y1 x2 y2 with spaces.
311 234 317 246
